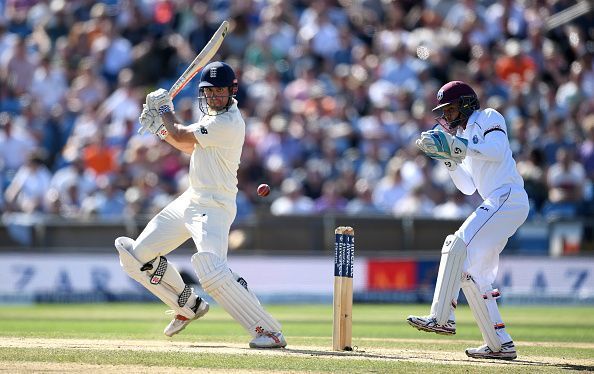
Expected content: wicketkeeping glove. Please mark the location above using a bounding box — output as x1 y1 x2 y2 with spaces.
417 129 468 163
139 104 169 139
146 88 174 115
416 136 451 161
443 159 457 171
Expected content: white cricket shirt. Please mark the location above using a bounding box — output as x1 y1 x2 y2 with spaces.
188 100 245 195
450 108 524 199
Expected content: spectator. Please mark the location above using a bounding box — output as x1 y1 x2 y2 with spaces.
270 177 314 215
92 18 133 86
4 149 51 213
80 174 126 218
434 190 474 219
372 157 408 214
0 34 37 95
495 39 536 88
517 147 548 215
30 54 68 113
314 179 348 214
392 185 435 218
49 156 96 205
98 68 141 143
0 112 36 176
543 148 587 218
67 57 109 111
540 117 575 166
346 179 382 215
82 132 117 176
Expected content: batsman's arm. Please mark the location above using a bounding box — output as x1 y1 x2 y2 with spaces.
160 112 197 155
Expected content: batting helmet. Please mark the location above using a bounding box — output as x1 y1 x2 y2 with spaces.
198 61 238 115
433 81 480 133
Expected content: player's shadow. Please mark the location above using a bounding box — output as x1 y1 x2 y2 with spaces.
293 349 594 371
194 345 594 371
509 359 594 372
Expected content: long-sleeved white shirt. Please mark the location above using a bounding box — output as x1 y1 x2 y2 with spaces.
448 108 524 199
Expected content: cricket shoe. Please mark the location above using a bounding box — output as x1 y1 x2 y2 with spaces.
164 298 209 337
465 341 517 360
249 331 287 349
406 315 456 335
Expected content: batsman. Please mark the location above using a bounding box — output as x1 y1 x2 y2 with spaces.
407 81 529 360
115 61 286 348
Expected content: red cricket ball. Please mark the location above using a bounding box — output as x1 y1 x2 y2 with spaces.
257 183 271 197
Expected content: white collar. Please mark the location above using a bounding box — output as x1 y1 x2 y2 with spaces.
466 110 479 126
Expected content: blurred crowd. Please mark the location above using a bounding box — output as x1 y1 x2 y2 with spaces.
0 0 593 225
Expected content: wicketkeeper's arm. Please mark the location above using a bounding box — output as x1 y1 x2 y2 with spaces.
448 164 476 195
465 131 508 162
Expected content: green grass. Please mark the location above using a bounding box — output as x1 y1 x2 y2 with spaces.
0 303 592 373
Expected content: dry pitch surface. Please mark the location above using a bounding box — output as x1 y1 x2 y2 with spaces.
1 336 593 373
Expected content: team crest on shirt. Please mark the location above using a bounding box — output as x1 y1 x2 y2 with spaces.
473 135 478 144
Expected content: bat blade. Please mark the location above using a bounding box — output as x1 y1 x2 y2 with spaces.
168 20 229 99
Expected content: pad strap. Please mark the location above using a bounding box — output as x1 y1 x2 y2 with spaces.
149 256 168 285
178 284 192 307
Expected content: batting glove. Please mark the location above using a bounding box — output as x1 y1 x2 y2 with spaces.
139 104 169 139
146 88 174 115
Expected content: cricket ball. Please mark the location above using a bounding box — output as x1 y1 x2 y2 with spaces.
257 183 271 197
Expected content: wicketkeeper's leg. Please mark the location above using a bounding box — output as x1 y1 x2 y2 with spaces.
430 234 466 324
461 272 514 352
407 234 465 334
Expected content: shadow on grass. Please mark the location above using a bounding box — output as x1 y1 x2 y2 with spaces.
188 344 594 371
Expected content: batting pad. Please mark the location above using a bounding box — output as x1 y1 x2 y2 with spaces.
115 237 197 319
192 252 282 337
430 234 466 325
461 274 502 352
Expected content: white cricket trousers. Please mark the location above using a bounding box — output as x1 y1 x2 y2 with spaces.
132 188 237 263
456 184 529 293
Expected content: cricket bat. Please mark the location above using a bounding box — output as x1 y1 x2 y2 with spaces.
169 20 229 99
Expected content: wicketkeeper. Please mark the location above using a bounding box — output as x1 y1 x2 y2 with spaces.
408 81 529 360
115 61 286 348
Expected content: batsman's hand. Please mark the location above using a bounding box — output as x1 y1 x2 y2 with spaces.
146 88 174 115
139 104 169 139
416 129 468 163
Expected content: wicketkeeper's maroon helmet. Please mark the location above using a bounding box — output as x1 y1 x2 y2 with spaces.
433 81 480 133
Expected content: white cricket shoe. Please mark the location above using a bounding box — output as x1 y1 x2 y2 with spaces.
406 315 456 335
249 331 287 348
465 341 517 360
164 298 209 337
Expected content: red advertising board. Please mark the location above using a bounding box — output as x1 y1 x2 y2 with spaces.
367 260 417 291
